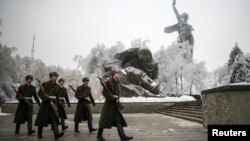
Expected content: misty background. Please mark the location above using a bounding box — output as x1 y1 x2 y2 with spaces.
0 0 250 71
1 0 250 103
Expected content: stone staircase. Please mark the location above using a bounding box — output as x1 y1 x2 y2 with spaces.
157 101 203 123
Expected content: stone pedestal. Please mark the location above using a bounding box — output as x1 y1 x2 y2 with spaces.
201 84 250 127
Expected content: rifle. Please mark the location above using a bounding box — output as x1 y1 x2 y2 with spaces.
68 85 78 93
35 79 46 95
36 79 58 112
97 77 124 110
11 85 31 106
68 85 90 102
11 85 21 98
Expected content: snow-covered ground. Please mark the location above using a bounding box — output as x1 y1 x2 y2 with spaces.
5 95 196 103
0 107 10 116
96 95 196 103
229 82 250 85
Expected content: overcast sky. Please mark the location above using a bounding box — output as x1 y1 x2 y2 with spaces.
0 0 250 72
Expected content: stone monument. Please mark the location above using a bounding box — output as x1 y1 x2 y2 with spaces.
102 47 161 97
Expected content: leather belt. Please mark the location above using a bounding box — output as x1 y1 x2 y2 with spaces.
23 97 32 100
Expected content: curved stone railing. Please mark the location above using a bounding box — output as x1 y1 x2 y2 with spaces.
201 84 250 127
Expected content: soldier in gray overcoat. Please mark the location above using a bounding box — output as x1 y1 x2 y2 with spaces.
14 75 40 135
34 72 64 140
74 77 97 133
57 78 71 131
97 71 133 141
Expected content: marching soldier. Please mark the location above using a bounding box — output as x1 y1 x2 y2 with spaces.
57 78 71 131
34 72 64 140
74 77 97 133
97 71 133 141
14 75 40 135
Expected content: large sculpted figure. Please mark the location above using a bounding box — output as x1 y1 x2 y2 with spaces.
119 67 160 96
164 0 194 57
101 47 161 97
115 47 158 80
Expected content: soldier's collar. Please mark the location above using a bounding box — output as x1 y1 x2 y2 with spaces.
82 84 88 87
25 83 32 86
49 80 56 84
112 78 119 84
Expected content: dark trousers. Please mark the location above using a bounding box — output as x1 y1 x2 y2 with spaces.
88 119 94 130
38 122 59 137
61 117 65 129
75 119 94 131
97 124 126 139
74 122 78 131
52 118 65 130
51 118 66 130
15 119 33 133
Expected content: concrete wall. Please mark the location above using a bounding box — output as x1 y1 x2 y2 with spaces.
201 85 250 127
1 102 174 114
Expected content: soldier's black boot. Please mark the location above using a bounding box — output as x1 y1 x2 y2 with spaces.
97 128 105 141
27 119 35 135
117 124 133 141
28 130 35 135
15 123 20 134
74 122 80 133
121 136 134 141
52 122 64 140
61 118 68 131
88 119 97 133
37 126 43 139
54 132 64 140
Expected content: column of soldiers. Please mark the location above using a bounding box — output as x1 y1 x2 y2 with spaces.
13 71 133 141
